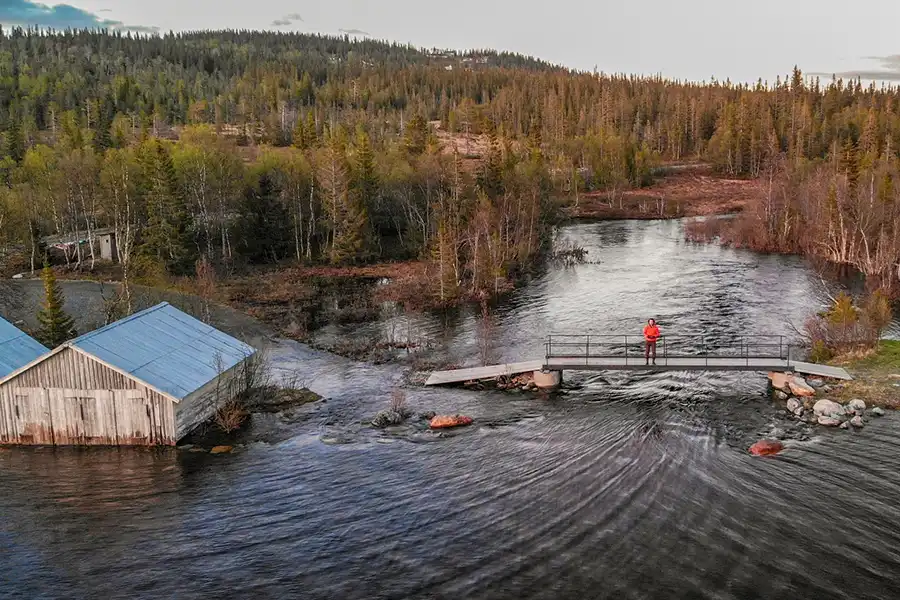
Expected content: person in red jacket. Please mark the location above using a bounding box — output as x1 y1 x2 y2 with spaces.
643 318 660 365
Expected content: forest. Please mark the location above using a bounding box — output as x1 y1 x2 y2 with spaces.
0 27 897 306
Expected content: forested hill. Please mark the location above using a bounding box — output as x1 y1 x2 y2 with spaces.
0 28 562 135
0 28 898 302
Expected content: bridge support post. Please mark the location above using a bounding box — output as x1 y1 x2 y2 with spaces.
533 369 562 390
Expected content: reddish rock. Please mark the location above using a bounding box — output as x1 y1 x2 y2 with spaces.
788 378 816 397
430 415 474 429
768 372 792 391
749 439 784 456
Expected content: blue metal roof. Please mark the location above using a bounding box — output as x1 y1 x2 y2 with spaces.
0 317 49 379
70 303 256 400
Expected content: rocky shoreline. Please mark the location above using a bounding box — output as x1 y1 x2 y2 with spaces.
769 372 885 430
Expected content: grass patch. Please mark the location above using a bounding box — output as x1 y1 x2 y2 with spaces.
828 340 900 408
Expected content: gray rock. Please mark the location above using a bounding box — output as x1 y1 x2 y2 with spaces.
847 399 866 415
372 409 406 428
872 407 886 417
813 399 844 418
808 378 826 388
818 415 843 427
840 421 850 430
850 415 865 428
793 407 805 418
419 411 437 421
774 390 790 402
821 384 833 393
786 398 802 413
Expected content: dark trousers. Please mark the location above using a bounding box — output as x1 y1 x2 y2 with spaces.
645 341 657 362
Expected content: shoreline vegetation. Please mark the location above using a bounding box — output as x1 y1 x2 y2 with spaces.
0 30 895 362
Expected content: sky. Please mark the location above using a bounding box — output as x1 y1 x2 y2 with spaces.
2 0 900 84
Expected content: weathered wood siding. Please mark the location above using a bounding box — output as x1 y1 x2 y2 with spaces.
0 347 177 446
175 361 245 440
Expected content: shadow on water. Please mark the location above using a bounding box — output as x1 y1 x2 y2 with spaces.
3 219 900 600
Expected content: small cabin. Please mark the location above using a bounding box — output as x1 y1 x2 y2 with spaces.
0 303 256 446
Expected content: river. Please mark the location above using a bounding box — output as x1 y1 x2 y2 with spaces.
2 219 900 600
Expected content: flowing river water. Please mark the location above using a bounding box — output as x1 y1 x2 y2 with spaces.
2 219 900 600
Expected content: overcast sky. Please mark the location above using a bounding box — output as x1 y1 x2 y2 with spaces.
2 0 900 84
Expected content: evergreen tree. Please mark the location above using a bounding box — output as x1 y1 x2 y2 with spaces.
36 263 76 348
139 139 196 275
404 114 428 155
236 172 291 263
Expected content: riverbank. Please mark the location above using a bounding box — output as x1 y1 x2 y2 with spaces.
565 166 761 220
826 341 900 408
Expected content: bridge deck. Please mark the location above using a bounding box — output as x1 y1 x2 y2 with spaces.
425 358 852 386
425 360 544 386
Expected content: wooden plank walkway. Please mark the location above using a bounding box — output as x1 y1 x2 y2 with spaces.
791 361 853 380
425 358 852 386
425 360 543 386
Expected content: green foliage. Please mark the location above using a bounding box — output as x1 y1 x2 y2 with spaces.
36 264 76 348
809 339 833 363
138 139 196 275
235 172 291 263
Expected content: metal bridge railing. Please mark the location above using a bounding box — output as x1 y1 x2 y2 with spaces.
544 334 793 367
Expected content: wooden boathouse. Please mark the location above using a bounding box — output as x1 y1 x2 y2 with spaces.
0 303 256 446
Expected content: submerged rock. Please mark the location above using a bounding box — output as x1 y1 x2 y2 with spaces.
817 415 842 427
813 399 844 417
430 415 474 429
210 445 233 454
850 415 865 428
847 399 866 415
872 407 886 417
749 439 784 456
372 409 406 428
418 411 437 421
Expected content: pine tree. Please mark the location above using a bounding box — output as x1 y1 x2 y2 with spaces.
139 139 196 275
236 172 291 263
36 263 76 348
404 114 428 155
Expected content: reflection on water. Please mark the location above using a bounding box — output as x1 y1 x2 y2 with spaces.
3 219 900 600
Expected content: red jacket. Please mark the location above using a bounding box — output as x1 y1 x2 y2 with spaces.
643 324 660 342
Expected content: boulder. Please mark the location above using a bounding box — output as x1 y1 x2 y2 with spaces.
813 399 844 417
210 445 233 454
769 372 792 391
850 416 865 428
817 415 842 427
840 421 850 430
789 377 816 397
372 409 406 428
749 439 784 456
793 407 805 418
786 398 802 414
430 415 474 429
808 378 826 388
774 390 789 401
872 407 886 417
847 399 866 416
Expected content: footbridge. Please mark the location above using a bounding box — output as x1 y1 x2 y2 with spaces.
425 334 852 386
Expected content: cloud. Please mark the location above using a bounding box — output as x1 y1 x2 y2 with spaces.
0 0 158 32
271 12 303 27
271 18 292 26
284 13 303 21
811 56 900 82
339 28 370 36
